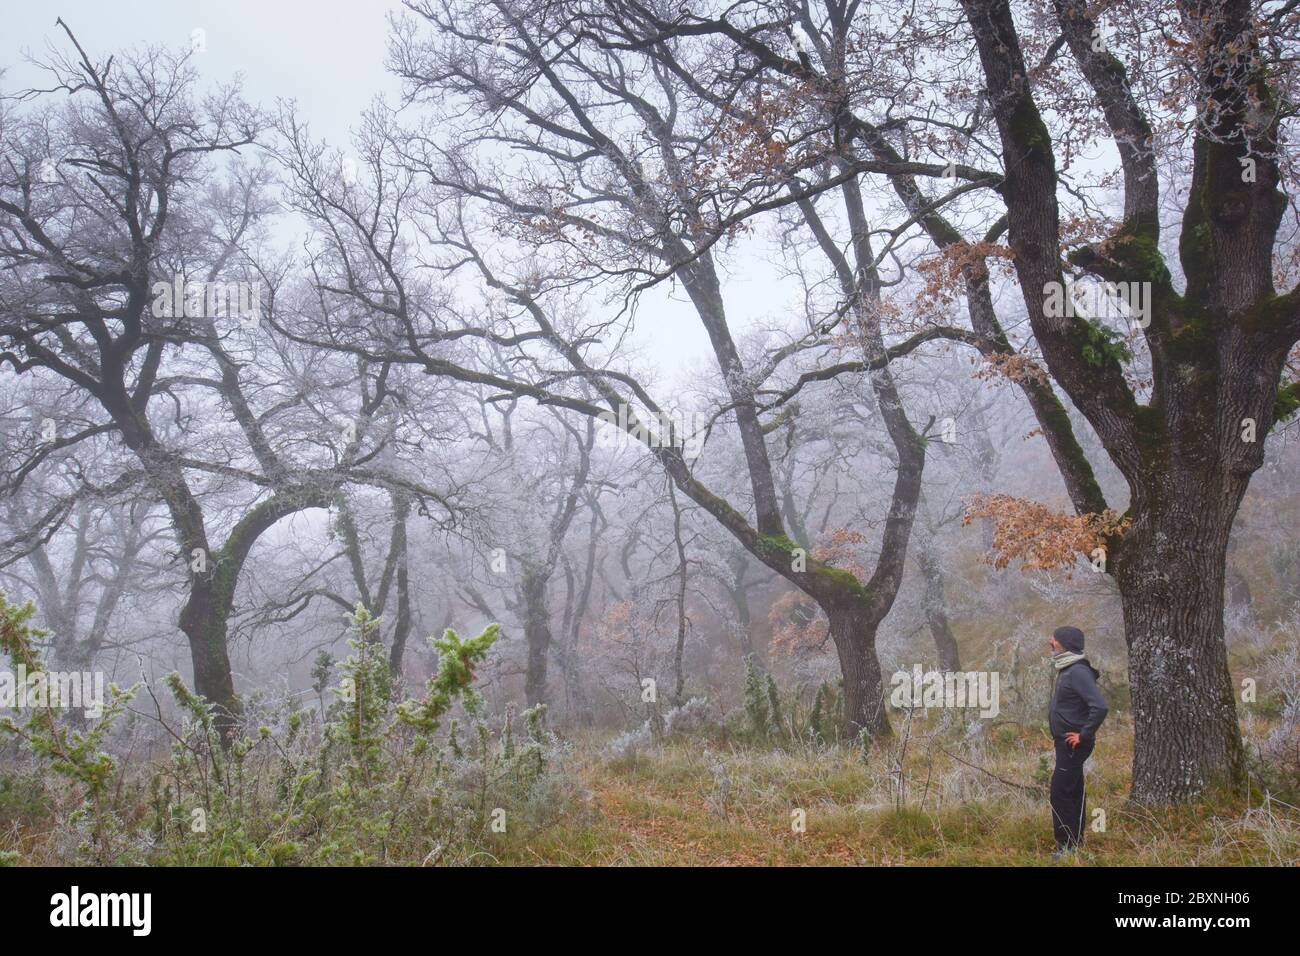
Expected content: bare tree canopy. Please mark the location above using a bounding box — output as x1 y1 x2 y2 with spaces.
1 1 1299 878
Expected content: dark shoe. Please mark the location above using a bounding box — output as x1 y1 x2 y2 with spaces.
1051 847 1075 861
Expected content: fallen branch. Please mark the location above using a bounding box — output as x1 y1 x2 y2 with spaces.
939 747 1047 796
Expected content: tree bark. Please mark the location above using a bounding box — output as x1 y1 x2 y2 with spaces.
521 562 553 709
726 551 756 662
916 530 961 672
826 593 890 740
388 510 412 678
953 0 1300 804
669 482 689 706
178 580 240 740
1115 466 1247 802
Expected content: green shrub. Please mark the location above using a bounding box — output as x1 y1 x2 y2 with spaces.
742 655 769 740
0 592 136 862
2 597 581 866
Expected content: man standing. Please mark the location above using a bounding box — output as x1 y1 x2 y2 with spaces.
1048 625 1108 859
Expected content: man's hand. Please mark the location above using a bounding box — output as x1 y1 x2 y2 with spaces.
1065 732 1081 748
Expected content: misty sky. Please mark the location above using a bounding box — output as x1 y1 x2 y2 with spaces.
2 0 796 383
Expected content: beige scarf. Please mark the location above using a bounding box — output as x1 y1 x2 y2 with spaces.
1052 651 1086 671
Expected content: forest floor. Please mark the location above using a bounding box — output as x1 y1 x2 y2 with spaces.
493 725 1300 866
3 711 1295 866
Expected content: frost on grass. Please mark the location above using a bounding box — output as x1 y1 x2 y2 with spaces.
606 697 716 763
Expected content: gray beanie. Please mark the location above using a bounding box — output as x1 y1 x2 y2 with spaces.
1053 626 1085 653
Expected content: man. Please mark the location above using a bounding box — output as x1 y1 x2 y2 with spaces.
1047 625 1108 859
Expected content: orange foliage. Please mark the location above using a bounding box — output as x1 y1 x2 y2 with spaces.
692 84 827 194
962 494 1129 575
972 350 1052 388
814 527 869 580
914 240 1014 314
577 599 635 654
767 589 825 659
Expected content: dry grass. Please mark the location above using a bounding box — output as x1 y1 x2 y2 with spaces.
494 717 1300 866
3 712 1296 866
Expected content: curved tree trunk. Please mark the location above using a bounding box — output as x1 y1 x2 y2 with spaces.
178 580 241 740
180 487 332 742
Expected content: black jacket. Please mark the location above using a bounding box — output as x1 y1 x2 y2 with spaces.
1049 660 1108 742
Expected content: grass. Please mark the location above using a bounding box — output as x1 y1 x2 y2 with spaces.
2 711 1295 866
490 717 1300 866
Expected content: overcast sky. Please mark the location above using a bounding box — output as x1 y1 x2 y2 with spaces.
2 1 800 384
5 0 402 145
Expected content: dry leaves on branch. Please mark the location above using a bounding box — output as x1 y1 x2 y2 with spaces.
962 493 1129 575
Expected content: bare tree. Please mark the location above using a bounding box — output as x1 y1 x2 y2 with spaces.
587 0 1300 802
0 27 455 736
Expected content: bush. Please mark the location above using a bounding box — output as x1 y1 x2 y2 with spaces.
1 599 581 866
0 772 48 828
606 697 718 764
0 591 135 862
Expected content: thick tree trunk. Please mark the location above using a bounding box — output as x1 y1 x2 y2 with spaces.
955 0 1300 807
173 488 330 744
1116 474 1247 803
177 583 241 741
825 592 890 741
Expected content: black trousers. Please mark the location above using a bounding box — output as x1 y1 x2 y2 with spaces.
1050 736 1095 849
